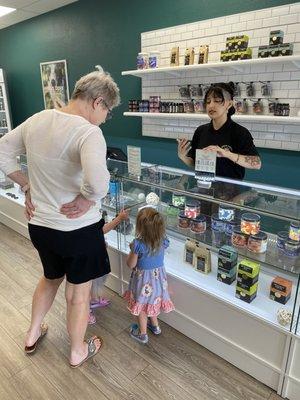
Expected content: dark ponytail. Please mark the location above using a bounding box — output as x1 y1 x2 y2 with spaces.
204 81 236 116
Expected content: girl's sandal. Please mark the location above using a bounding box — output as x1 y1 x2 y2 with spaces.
70 336 103 368
24 323 48 354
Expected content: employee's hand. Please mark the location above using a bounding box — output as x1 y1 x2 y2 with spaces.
60 194 95 219
24 189 35 221
177 138 191 160
202 145 229 158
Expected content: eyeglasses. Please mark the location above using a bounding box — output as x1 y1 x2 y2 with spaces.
101 99 113 120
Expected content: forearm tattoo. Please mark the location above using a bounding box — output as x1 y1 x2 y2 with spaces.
244 155 261 167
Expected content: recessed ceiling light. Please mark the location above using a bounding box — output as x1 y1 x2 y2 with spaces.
0 6 16 18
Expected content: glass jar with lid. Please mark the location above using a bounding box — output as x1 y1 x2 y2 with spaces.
241 212 260 235
247 232 268 254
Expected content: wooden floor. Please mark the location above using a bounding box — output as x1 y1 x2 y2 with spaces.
0 222 283 400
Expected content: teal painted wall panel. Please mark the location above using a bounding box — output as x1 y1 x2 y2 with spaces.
0 0 299 189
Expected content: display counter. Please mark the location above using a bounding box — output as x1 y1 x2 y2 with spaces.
1 159 299 399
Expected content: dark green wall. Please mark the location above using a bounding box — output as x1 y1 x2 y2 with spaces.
0 0 299 188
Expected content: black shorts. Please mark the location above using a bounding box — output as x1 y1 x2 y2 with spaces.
28 220 110 284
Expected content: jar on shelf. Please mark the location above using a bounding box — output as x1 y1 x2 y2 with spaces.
190 215 206 234
172 193 186 207
231 227 249 247
218 204 235 221
247 232 268 254
241 213 260 235
178 211 191 229
211 213 226 232
137 52 149 69
289 222 300 242
184 200 200 219
149 51 160 68
284 239 300 257
225 219 240 236
276 231 289 250
212 230 224 247
167 203 180 216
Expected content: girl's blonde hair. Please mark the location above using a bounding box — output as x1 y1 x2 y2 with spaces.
135 207 165 253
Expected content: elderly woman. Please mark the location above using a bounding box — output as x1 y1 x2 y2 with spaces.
0 70 120 367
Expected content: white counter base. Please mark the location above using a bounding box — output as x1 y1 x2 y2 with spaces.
1 190 299 399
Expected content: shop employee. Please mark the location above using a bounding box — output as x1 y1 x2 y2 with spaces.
178 82 261 180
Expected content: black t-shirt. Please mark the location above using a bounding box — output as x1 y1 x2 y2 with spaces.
188 118 259 180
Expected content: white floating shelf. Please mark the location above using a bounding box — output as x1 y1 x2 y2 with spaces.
122 55 300 77
123 112 300 124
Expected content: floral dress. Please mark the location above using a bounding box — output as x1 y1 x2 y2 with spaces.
124 238 175 316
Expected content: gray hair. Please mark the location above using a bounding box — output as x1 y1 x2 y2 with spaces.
71 71 120 109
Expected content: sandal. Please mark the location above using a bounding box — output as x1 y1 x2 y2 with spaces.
24 323 48 354
70 336 103 368
90 297 111 309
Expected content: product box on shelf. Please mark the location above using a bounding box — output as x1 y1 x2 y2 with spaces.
198 45 209 64
270 276 293 304
278 43 293 56
184 238 198 265
218 266 237 285
193 244 211 274
237 259 260 291
184 48 195 65
226 35 249 51
170 47 179 66
236 283 258 303
218 245 238 271
258 46 270 58
269 30 284 46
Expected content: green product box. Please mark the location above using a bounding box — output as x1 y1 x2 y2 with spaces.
238 259 260 277
258 46 270 58
236 283 258 303
269 45 279 57
278 43 293 56
218 245 238 271
226 35 249 51
220 50 231 62
217 266 237 285
237 271 259 289
239 48 252 60
269 30 284 46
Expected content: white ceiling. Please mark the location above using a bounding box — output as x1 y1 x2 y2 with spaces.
0 0 78 30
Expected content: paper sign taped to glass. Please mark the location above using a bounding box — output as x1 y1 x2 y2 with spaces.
195 150 217 186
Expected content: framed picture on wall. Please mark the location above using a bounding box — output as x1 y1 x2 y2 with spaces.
40 59 69 109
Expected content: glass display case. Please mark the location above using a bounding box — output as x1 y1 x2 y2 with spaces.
104 159 300 334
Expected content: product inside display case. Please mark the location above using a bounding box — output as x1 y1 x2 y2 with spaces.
107 159 300 333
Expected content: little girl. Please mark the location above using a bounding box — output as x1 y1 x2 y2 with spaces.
89 209 129 324
124 207 174 344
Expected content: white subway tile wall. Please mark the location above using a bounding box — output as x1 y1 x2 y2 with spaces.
136 3 300 151
137 2 300 151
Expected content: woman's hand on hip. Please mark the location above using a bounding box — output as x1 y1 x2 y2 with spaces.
24 190 35 221
60 194 95 219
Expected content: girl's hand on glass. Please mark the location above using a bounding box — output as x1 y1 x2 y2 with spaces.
118 209 130 221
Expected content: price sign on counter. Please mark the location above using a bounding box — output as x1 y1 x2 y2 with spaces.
127 145 141 177
195 149 216 182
